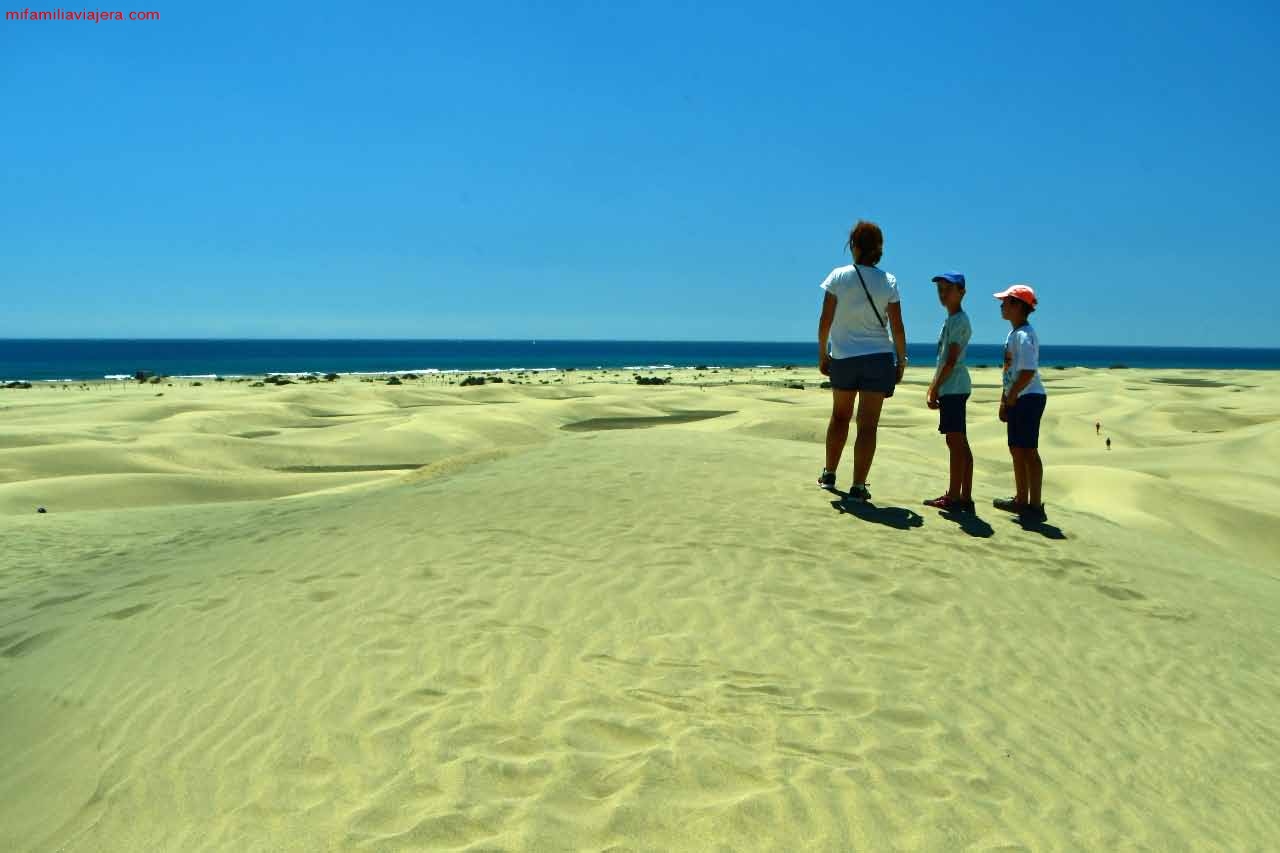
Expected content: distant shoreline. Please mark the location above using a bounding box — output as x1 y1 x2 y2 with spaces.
3 340 1280 382
4 365 1277 390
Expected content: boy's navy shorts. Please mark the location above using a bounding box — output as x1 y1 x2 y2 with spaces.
829 352 896 397
937 393 969 434
1007 393 1047 449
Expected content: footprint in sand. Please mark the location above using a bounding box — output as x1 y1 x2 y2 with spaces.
807 607 864 627
102 602 153 620
563 717 662 755
118 573 169 590
1 629 60 658
813 689 876 716
777 740 863 768
887 767 954 800
32 591 91 609
1095 584 1146 601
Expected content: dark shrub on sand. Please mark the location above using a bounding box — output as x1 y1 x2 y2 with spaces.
3 381 33 389
250 381 266 388
387 377 403 385
460 375 504 386
324 373 340 382
786 382 805 390
820 381 832 389
401 373 419 380
635 376 671 386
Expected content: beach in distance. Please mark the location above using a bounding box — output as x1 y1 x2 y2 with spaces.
1 364 1278 851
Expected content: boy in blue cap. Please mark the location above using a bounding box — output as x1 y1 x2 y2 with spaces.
923 272 974 511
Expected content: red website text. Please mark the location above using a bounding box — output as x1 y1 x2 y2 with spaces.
6 8 160 22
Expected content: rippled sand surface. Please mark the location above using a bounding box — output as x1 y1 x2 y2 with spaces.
2 367 1277 851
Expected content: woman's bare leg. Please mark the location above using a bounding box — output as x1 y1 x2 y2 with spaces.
852 392 886 485
825 390 856 472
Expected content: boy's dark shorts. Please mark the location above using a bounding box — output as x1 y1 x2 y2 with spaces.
829 352 896 396
1007 393 1047 449
938 393 969 434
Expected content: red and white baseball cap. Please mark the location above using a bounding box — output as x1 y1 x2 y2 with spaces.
993 284 1037 308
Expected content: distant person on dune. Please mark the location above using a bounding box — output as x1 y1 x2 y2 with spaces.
816 220 908 502
1107 437 1112 451
1096 420 1101 435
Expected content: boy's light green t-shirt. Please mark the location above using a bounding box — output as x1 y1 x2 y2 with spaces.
935 310 972 396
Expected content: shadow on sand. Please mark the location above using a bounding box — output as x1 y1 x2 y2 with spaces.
938 509 995 538
830 494 924 531
1012 515 1068 540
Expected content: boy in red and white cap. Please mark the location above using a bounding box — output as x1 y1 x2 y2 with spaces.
993 285 1047 521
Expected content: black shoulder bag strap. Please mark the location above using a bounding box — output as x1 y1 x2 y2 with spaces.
853 265 886 328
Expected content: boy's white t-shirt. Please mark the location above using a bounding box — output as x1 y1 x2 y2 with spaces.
819 264 901 358
1002 323 1047 398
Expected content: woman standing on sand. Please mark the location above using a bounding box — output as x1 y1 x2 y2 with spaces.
816 220 908 502
814 220 906 499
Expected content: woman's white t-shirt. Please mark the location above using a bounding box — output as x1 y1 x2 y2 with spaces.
820 264 901 358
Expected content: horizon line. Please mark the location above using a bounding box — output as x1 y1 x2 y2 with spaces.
1 337 1279 352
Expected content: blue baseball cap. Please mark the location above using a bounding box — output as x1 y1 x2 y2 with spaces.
931 271 965 286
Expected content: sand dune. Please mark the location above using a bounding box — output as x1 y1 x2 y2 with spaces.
2 367 1278 851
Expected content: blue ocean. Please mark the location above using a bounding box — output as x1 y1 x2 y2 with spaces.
2 340 1278 382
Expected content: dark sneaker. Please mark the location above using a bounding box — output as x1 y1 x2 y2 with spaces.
993 497 1025 514
1020 503 1048 522
845 483 871 503
817 469 837 490
955 499 977 513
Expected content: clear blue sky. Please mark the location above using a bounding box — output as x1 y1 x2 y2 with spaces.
3 1 1278 347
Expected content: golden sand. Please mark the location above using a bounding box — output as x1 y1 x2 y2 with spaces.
2 367 1278 851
